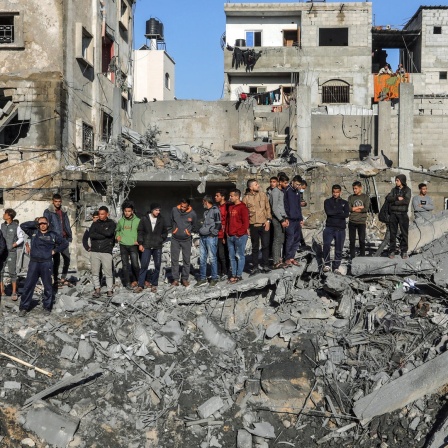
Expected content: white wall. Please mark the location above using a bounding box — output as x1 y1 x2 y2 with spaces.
133 50 176 101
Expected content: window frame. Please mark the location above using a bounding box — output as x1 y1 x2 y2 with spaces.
165 72 171 90
434 26 442 35
321 80 350 104
319 27 349 47
440 71 448 81
0 12 24 49
75 24 94 67
101 111 113 143
245 30 262 47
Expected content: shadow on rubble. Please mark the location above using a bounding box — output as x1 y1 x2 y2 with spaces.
424 401 448 447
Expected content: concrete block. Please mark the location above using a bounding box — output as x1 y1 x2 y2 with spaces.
197 396 224 419
4 381 21 389
159 321 184 345
196 315 236 353
60 345 77 361
353 350 448 425
24 402 80 448
77 340 94 360
237 429 252 448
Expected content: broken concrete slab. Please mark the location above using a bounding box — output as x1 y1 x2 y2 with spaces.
23 401 80 448
77 340 94 360
197 396 225 419
60 345 78 361
353 350 448 425
196 316 237 353
237 429 252 448
245 421 275 439
350 255 434 276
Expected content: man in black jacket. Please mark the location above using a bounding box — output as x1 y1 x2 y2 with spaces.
89 206 116 298
134 203 168 293
387 174 412 259
19 217 68 316
323 185 350 274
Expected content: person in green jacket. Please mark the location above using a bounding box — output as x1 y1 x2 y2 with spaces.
116 201 140 290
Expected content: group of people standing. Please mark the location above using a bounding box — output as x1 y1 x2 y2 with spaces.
1 173 436 316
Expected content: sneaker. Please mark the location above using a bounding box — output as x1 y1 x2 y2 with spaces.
220 274 228 282
261 266 272 273
43 308 51 316
323 266 331 273
107 290 113 298
195 279 208 288
92 289 101 299
181 280 190 287
125 285 134 291
133 286 144 293
209 279 219 287
401 252 408 259
19 309 28 317
389 252 396 259
333 269 342 275
144 281 152 288
249 268 261 277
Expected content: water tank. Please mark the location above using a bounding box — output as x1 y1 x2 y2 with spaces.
235 39 246 47
145 18 164 40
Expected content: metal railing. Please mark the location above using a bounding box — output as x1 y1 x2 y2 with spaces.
0 24 14 44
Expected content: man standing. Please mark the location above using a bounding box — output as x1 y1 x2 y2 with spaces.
89 206 116 298
269 174 289 268
196 196 221 288
242 179 272 275
266 176 278 198
227 189 249 283
44 193 72 287
1 209 24 300
170 198 198 287
116 201 140 290
412 183 434 221
387 174 412 259
19 217 68 316
214 190 229 281
283 175 303 266
323 185 350 274
347 181 371 259
134 203 168 293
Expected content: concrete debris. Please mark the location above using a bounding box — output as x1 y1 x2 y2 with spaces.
196 315 237 353
197 396 225 419
245 421 276 439
237 429 253 448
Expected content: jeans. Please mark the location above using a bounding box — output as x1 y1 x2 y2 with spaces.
1 250 18 282
20 260 53 311
249 225 270 268
53 245 70 281
91 252 113 290
199 236 218 280
227 234 248 277
171 238 192 281
217 238 229 276
119 244 140 286
284 220 301 260
389 213 409 253
323 226 346 269
272 218 285 264
348 222 366 258
138 248 162 286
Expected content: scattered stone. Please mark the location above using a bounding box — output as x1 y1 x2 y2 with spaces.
20 438 35 447
60 345 78 361
4 381 21 390
197 396 225 419
237 429 252 448
196 316 237 352
77 340 94 360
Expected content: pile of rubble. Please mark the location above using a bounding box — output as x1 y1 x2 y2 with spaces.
2 230 448 447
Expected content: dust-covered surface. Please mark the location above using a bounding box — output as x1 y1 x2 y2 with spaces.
2 236 448 447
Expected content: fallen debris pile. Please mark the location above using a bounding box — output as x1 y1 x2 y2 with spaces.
2 234 448 447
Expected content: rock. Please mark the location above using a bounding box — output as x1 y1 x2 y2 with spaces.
197 396 225 419
55 331 76 344
20 438 35 447
60 345 78 361
134 325 151 346
77 340 94 360
237 429 252 448
58 295 77 312
245 421 275 439
24 401 80 448
196 316 237 353
4 381 21 389
159 321 184 344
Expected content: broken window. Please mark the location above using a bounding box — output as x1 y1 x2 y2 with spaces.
82 123 94 152
322 80 350 103
101 112 113 142
440 71 447 81
246 31 262 47
165 73 170 90
319 28 349 46
434 26 442 34
102 35 115 82
283 29 300 47
0 16 14 44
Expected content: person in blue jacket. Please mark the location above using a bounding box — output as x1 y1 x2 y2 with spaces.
323 185 349 274
19 217 69 316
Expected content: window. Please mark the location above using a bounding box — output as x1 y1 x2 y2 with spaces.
434 26 442 34
119 0 129 40
75 24 93 66
0 13 23 49
165 73 170 90
440 72 448 80
0 16 14 43
322 80 350 103
319 28 349 46
283 29 300 47
101 112 113 142
246 31 262 47
82 123 94 152
102 36 115 81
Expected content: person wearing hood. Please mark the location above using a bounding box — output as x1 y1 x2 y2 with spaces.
386 174 412 259
170 198 198 287
116 201 140 290
195 195 222 288
134 203 168 293
43 193 72 287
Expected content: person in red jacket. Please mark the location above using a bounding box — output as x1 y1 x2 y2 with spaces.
214 189 229 281
226 189 249 283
